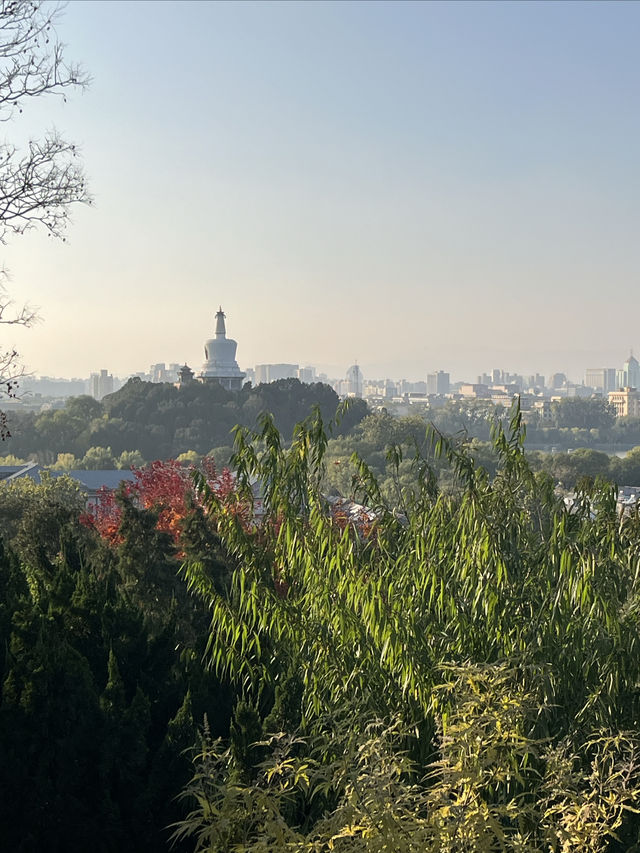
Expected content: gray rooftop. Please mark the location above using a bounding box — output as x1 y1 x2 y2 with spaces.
0 464 136 492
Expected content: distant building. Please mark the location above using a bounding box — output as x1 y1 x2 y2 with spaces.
200 307 246 391
491 383 521 396
89 369 114 401
608 387 640 418
616 353 640 391
384 379 397 399
345 364 363 397
298 366 316 384
176 364 194 387
254 365 269 384
21 376 86 399
519 373 546 392
548 372 567 390
585 367 617 394
149 362 182 383
255 363 298 384
459 383 489 398
521 399 553 424
398 379 427 396
363 378 385 398
427 371 450 395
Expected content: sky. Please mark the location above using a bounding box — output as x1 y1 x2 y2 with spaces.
2 0 640 383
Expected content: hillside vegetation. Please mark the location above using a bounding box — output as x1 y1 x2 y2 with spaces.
3 405 640 849
4 378 367 465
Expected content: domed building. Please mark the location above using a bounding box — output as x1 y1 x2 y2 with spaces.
200 307 246 391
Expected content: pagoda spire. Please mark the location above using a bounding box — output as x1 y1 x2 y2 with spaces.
215 306 226 338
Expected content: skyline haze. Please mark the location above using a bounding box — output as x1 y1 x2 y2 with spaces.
1 0 638 383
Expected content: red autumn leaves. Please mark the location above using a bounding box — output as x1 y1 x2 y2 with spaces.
81 457 237 548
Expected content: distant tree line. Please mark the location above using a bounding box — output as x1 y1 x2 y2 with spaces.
7 390 640 478
322 409 640 498
385 397 640 450
7 389 640 493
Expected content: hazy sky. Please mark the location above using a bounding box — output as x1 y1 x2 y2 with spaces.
2 0 639 382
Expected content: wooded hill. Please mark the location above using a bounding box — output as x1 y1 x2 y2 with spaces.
4 378 368 465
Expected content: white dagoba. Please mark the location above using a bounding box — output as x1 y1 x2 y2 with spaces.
200 307 246 391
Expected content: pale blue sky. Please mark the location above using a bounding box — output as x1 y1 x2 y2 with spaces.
3 0 640 381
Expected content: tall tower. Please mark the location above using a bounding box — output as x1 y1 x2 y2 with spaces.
345 363 363 397
618 351 640 389
200 307 246 391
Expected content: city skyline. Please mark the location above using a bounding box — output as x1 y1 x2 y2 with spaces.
19 346 637 391
2 2 639 381
13 340 640 387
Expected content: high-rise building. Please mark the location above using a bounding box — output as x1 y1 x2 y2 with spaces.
427 371 450 395
298 366 316 384
617 353 640 390
89 369 114 401
200 307 246 391
345 364 363 397
149 363 182 383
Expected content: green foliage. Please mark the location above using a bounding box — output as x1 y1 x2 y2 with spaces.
176 665 640 852
551 397 616 431
5 378 367 463
51 451 82 469
82 445 117 469
177 450 202 465
178 403 640 848
208 445 234 468
0 473 86 570
0 478 236 851
117 449 146 469
0 453 26 464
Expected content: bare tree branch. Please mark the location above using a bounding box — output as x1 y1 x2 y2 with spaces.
0 1 91 410
0 279 37 325
0 133 89 241
0 1 90 120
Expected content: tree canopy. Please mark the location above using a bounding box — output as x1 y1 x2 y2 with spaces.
5 378 368 463
174 406 640 850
